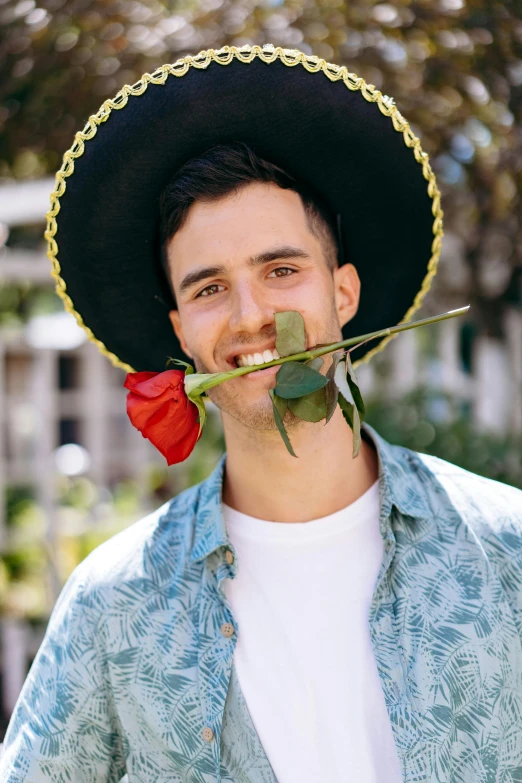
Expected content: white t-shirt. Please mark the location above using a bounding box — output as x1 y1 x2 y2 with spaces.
222 480 403 783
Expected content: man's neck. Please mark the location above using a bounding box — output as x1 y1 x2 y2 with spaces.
221 406 379 523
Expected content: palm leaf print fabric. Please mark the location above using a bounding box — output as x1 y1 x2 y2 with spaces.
1 420 522 782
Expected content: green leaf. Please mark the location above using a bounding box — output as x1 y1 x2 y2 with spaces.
166 356 195 374
338 392 353 429
269 389 297 458
324 378 338 424
338 393 362 458
191 394 207 436
274 361 329 399
305 357 324 372
324 351 344 424
352 404 362 457
288 387 327 422
345 353 365 419
334 360 355 406
275 311 306 357
272 392 288 420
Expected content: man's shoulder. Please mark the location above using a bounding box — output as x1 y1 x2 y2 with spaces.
69 480 203 595
410 446 522 556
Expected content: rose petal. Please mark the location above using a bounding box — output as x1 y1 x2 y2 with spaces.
123 371 161 393
126 393 170 431
124 370 185 399
141 397 200 464
124 369 202 465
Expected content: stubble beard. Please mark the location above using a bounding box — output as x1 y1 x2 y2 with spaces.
192 305 343 431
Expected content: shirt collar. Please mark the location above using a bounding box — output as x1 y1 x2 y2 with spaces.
189 420 431 564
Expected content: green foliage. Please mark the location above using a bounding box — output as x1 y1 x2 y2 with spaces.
274 361 329 399
269 389 297 457
1 0 519 333
270 314 369 452
5 485 35 526
346 353 365 418
271 390 288 421
166 357 195 374
59 476 98 510
275 310 307 357
288 386 327 422
305 357 324 372
338 392 361 457
365 387 522 491
334 356 365 456
0 282 63 326
324 351 343 423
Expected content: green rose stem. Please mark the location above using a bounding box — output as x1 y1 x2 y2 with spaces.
183 305 470 398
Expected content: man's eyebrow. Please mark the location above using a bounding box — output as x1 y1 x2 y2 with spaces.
178 246 310 296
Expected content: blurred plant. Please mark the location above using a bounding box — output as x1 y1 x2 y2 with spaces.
1 485 48 619
0 281 63 327
0 406 225 619
365 386 522 490
0 0 520 335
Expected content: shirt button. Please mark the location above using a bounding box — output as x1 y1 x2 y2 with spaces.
220 622 235 637
201 726 214 742
224 549 234 565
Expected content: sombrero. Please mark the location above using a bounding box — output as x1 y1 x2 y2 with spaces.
45 44 443 374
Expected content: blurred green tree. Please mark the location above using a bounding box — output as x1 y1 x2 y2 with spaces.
0 0 521 336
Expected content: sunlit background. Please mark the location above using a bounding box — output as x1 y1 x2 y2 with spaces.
0 0 521 740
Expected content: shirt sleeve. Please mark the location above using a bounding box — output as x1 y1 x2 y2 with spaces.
0 561 127 783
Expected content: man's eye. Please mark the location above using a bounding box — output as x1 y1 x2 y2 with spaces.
195 268 295 298
195 284 224 299
269 267 296 278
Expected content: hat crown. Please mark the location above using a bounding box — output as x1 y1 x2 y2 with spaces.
46 44 443 373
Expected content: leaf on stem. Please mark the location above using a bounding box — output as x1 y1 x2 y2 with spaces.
192 394 207 436
334 360 355 406
288 387 327 422
346 353 365 419
275 311 307 357
338 393 361 458
334 357 364 455
269 389 297 458
166 356 195 375
305 357 324 372
272 391 288 421
274 362 329 399
324 351 343 424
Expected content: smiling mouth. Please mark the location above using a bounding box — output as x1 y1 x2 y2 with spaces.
226 356 278 373
232 347 280 368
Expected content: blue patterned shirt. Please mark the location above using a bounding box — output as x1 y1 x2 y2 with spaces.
2 420 522 783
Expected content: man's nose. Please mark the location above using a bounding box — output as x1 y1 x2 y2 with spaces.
228 281 274 334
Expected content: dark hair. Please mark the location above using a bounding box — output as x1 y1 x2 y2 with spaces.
158 142 340 306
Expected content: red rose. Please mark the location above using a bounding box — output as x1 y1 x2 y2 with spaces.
124 370 201 465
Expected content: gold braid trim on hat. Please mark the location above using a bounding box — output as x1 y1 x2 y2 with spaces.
44 43 444 374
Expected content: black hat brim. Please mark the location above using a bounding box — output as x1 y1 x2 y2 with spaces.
47 45 442 373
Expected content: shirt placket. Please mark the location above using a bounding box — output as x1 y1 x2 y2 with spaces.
196 546 238 782
370 505 427 783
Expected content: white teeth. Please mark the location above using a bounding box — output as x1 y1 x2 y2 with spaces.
236 348 280 367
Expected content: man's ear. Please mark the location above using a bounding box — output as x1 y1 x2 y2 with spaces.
333 263 360 329
168 310 193 359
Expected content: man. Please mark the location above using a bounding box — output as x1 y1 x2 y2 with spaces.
2 45 522 783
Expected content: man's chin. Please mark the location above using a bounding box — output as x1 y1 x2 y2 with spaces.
214 400 279 430
207 382 301 430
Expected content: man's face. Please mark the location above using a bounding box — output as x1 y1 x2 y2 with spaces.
167 182 360 429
